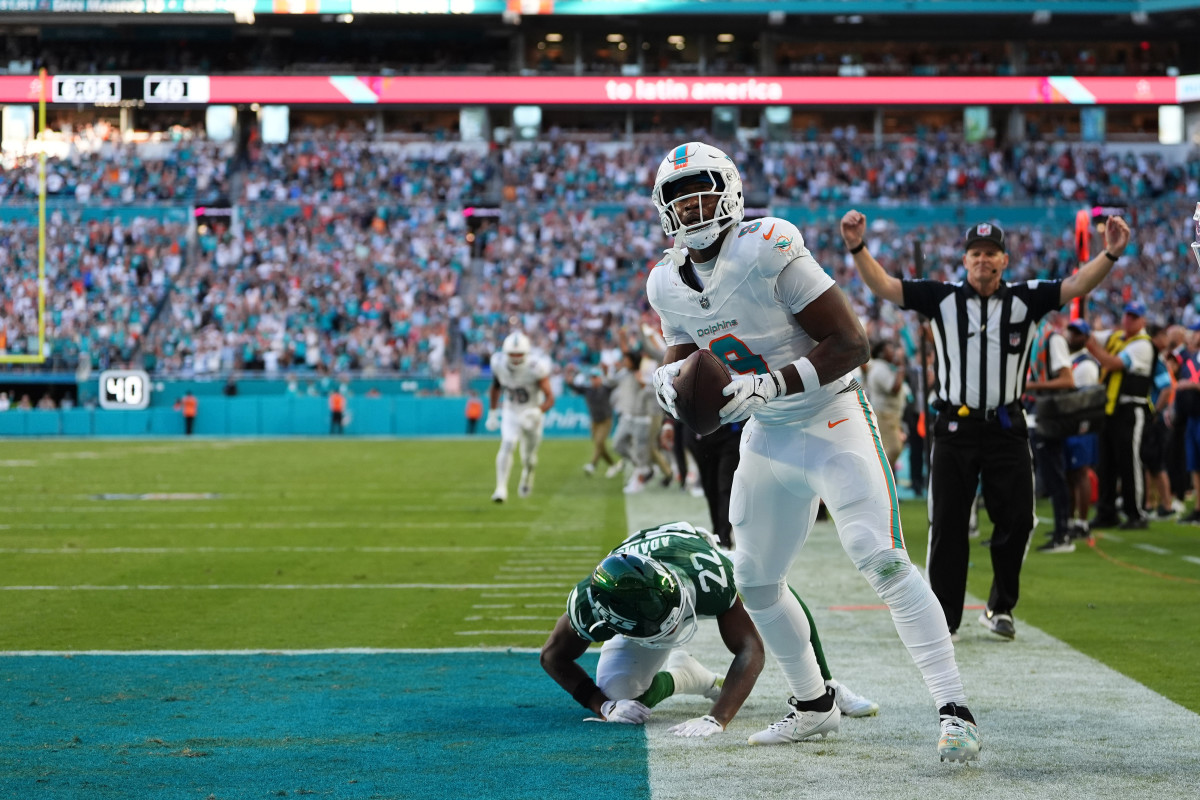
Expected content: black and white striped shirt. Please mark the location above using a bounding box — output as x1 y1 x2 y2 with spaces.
902 278 1063 410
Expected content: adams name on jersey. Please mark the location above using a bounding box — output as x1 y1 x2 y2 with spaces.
567 522 737 643
647 217 853 424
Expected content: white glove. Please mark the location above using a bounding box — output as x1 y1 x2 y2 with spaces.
669 715 724 738
719 372 783 424
600 699 651 724
520 407 542 431
485 409 500 431
653 361 684 418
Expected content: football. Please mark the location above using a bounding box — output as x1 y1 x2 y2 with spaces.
672 349 733 436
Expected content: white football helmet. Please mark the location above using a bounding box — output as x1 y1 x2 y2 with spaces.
652 142 744 251
502 331 531 367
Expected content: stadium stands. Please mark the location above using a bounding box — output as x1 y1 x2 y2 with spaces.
1 125 1198 386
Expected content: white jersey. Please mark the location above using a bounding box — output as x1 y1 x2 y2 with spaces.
647 217 848 425
490 351 551 413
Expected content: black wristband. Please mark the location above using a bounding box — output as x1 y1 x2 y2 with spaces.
849 240 866 254
1103 250 1119 262
571 678 601 709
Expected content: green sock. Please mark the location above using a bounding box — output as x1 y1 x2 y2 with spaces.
636 672 675 708
790 586 832 681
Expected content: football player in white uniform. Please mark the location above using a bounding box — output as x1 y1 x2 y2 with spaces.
646 142 979 762
487 331 555 502
540 521 878 737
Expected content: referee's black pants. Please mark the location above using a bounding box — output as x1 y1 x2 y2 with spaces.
928 412 1035 634
1095 403 1148 523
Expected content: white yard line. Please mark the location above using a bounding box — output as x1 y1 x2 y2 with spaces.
624 488 1200 800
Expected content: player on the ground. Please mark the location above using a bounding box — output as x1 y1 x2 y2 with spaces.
540 521 879 737
487 331 555 502
645 142 978 761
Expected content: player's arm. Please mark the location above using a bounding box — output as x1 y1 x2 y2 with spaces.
840 209 904 306
485 377 503 430
719 266 869 422
537 376 555 413
540 614 606 716
488 377 501 410
662 342 700 364
776 284 870 396
706 598 766 728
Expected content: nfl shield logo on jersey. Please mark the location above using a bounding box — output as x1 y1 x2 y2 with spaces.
699 296 710 309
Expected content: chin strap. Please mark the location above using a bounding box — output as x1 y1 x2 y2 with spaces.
662 232 688 267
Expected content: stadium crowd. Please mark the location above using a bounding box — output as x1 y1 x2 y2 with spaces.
1 126 1199 382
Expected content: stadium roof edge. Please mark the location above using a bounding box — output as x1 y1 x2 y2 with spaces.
2 0 1200 17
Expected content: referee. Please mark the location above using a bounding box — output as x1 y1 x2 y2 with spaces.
840 210 1131 640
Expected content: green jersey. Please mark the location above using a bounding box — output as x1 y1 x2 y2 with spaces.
567 521 737 643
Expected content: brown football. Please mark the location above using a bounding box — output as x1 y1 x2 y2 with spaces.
673 349 733 436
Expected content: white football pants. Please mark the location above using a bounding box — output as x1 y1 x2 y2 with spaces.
731 390 966 709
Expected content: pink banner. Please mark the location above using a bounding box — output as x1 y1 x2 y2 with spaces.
0 75 46 103
0 74 1179 105
203 75 1180 106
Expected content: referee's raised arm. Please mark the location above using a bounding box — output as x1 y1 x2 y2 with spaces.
840 209 904 306
1060 215 1132 305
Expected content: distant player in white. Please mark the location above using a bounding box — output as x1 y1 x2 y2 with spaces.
646 142 979 762
487 331 555 502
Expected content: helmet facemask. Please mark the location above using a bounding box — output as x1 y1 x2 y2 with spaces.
652 142 744 252
502 332 531 368
587 553 696 647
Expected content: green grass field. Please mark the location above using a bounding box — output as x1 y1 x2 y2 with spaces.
2 438 1197 712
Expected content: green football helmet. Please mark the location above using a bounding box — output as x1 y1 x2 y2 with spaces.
587 553 696 647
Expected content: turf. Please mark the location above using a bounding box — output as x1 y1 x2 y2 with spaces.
1 439 1197 714
1 650 649 800
897 497 1200 713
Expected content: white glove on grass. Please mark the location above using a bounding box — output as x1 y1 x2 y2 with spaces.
669 715 724 738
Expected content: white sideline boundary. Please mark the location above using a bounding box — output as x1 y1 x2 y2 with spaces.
626 489 1200 799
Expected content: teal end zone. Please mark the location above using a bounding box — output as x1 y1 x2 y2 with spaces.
0 652 649 800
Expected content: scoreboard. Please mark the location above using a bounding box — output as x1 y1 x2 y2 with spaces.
143 76 211 104
98 370 152 411
51 75 121 104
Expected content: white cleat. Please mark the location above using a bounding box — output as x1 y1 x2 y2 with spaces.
604 460 625 479
665 650 723 701
828 679 879 718
491 488 507 504
748 694 840 745
938 707 981 763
